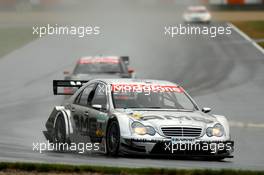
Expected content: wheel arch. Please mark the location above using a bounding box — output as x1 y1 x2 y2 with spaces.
107 114 131 138
53 107 71 141
106 115 118 131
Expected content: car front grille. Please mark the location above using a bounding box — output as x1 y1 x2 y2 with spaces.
161 127 202 138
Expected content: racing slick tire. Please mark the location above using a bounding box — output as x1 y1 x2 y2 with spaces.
106 119 120 157
54 115 67 151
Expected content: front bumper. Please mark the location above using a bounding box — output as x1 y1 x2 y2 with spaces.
120 137 234 158
185 17 211 23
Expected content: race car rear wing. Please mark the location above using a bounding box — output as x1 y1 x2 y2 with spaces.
53 80 88 95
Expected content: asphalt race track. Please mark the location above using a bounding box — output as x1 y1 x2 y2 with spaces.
0 0 264 170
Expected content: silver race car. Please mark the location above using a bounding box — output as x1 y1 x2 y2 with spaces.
43 79 234 159
62 56 135 98
64 56 135 81
183 6 211 24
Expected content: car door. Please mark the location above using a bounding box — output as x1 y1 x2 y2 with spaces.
70 83 96 138
87 83 109 144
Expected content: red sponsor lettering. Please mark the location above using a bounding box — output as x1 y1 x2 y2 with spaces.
78 57 119 64
111 84 183 93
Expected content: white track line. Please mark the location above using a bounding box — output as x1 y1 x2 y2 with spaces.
228 22 264 55
229 121 264 128
227 23 264 129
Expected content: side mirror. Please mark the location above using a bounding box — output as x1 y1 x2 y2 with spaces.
202 107 211 113
121 56 129 65
92 104 102 110
63 70 70 75
128 68 134 74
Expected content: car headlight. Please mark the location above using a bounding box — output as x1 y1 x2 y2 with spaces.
146 126 156 136
206 123 225 137
131 122 156 136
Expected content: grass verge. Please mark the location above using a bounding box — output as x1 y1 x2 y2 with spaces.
0 162 264 175
259 42 264 48
0 27 37 59
232 21 264 48
212 11 264 21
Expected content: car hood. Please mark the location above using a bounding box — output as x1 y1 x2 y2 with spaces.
119 109 217 129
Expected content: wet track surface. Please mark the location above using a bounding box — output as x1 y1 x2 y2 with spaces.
0 0 264 170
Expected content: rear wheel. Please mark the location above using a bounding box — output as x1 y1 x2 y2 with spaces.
106 120 120 156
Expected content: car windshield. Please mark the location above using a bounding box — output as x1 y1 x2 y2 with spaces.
111 84 197 110
188 9 207 13
73 62 122 74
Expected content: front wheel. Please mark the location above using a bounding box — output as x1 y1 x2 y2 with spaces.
106 120 120 156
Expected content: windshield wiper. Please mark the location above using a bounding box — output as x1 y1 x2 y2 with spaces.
119 107 161 109
118 107 194 111
145 106 162 109
174 109 194 112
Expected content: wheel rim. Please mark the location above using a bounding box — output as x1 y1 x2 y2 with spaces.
55 118 65 142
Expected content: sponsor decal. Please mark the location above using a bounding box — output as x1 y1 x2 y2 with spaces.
171 137 195 144
129 114 214 123
112 84 183 93
96 112 108 123
131 112 144 120
79 57 119 64
96 129 104 137
164 115 214 123
141 115 165 120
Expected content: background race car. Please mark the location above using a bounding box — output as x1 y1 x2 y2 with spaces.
62 56 135 96
183 6 212 23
